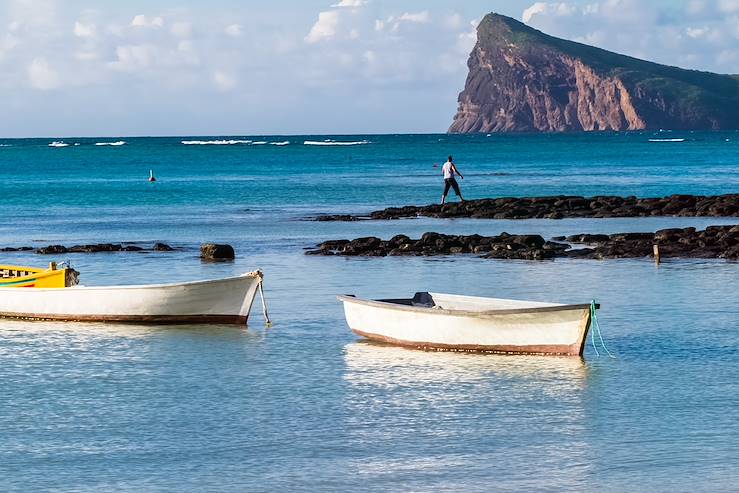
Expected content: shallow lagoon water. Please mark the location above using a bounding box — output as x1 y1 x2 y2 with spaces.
1 133 738 492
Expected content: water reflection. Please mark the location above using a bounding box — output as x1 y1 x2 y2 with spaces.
343 340 588 389
342 341 592 489
0 320 267 367
0 319 259 340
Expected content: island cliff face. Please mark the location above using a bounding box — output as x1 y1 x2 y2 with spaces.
449 14 739 133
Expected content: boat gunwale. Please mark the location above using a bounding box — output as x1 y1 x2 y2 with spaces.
0 312 248 324
0 264 48 273
337 294 599 318
0 271 262 292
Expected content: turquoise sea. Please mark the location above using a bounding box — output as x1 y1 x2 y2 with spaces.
1 132 738 492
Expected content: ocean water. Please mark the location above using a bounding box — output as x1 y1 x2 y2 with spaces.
1 132 738 492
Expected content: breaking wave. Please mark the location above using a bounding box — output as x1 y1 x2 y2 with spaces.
181 139 291 146
303 140 370 146
48 141 70 147
181 139 253 145
95 141 127 146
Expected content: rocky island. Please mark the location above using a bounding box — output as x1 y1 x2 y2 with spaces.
449 13 739 133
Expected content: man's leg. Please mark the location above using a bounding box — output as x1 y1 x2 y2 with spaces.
441 180 451 204
452 179 464 202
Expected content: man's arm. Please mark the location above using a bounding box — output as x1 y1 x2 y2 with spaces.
452 164 464 179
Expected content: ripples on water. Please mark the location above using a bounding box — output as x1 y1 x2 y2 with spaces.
1 255 738 492
1 133 738 491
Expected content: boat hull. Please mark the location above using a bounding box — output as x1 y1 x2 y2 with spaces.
0 272 262 325
339 294 592 356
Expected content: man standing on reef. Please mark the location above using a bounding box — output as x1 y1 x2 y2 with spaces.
441 155 464 205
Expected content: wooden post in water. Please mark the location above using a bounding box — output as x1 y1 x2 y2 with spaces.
653 244 660 265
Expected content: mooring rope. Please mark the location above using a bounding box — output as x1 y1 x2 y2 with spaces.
257 271 271 326
590 300 615 358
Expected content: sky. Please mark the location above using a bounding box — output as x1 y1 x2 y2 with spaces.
0 0 738 137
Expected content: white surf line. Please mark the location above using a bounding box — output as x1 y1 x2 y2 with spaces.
181 139 253 145
95 141 127 146
303 140 370 146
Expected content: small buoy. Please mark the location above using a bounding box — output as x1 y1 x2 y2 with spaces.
148 169 156 182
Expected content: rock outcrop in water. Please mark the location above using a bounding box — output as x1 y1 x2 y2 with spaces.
313 194 739 221
449 13 739 133
200 243 235 261
0 242 175 254
307 226 739 260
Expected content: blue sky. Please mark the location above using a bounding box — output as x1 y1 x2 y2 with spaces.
0 0 737 137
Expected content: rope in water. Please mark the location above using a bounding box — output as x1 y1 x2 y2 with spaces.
590 300 615 358
257 272 271 326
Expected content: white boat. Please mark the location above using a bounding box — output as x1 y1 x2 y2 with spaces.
0 270 267 325
337 292 598 356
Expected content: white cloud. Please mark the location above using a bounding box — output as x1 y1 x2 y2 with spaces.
111 44 156 71
520 0 739 73
305 11 340 43
378 11 431 33
523 2 576 23
396 12 430 24
363 50 376 63
457 19 479 53
331 0 366 7
8 0 58 28
73 21 96 38
75 51 99 61
444 13 463 30
523 2 548 23
213 71 236 91
719 0 739 13
131 14 164 28
225 24 243 37
686 26 709 38
2 1 739 137
0 34 19 60
171 21 192 38
28 57 60 90
687 0 706 14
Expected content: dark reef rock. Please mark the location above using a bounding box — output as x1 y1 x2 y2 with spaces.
314 194 739 221
449 13 739 133
568 225 739 260
307 232 568 260
200 243 235 261
309 226 739 261
3 243 175 254
314 214 361 222
153 242 174 251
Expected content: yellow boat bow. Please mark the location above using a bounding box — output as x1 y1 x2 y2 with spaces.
0 263 79 288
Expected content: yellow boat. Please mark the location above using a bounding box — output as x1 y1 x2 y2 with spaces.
0 263 79 288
